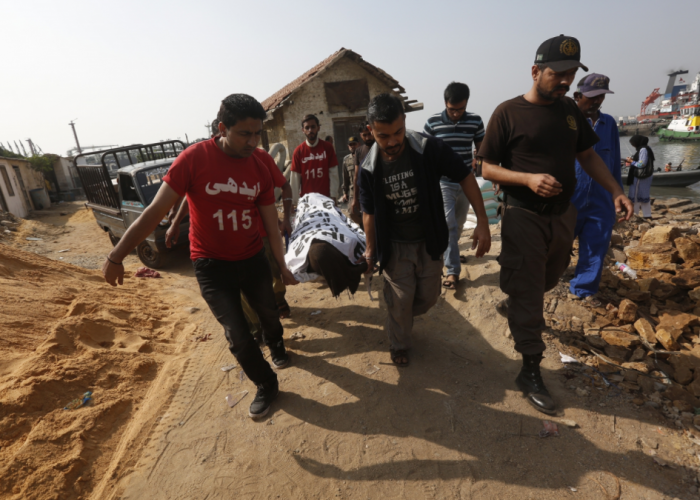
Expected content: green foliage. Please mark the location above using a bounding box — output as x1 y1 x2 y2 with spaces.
28 154 58 173
0 147 24 159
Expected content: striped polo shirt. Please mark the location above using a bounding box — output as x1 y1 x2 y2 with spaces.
424 110 485 183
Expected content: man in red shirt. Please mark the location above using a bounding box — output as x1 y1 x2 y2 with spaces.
102 94 298 419
290 114 339 202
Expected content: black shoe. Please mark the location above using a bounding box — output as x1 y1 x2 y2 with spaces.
269 341 290 369
515 353 557 415
496 297 510 318
249 379 279 419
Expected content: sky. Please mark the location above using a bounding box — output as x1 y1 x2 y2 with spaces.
2 0 700 157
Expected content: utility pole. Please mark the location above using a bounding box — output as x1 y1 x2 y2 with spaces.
185 133 190 145
69 120 82 154
25 139 35 156
21 141 30 156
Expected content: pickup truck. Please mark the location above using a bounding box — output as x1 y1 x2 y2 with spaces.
74 141 189 268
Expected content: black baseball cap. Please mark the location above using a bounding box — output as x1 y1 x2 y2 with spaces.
348 136 358 144
535 35 588 72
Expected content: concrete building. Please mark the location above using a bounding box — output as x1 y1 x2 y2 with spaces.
261 48 423 166
52 156 83 200
0 157 51 218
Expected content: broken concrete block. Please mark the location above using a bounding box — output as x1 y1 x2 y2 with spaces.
630 347 647 362
618 299 638 323
626 290 651 302
634 318 657 344
601 329 641 348
640 226 681 245
658 311 700 331
674 237 700 263
638 277 660 293
622 361 649 373
604 345 631 363
687 372 700 398
610 232 624 247
669 354 695 385
655 327 683 350
627 243 679 269
671 269 700 289
612 248 627 263
585 335 608 350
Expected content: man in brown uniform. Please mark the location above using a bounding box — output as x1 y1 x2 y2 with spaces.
479 35 632 415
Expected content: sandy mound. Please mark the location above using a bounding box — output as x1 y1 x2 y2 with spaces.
0 243 196 500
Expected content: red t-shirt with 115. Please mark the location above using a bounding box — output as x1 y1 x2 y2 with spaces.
163 138 275 261
258 150 287 237
291 139 338 197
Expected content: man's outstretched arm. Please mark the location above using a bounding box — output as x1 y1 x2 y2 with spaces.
459 172 491 257
103 182 181 286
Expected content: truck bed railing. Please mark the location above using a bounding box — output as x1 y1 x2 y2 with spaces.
74 140 186 213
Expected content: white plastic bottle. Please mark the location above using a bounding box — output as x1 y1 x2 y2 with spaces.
615 261 637 280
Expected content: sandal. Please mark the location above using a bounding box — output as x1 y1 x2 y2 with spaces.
390 349 409 367
278 300 291 319
442 276 458 290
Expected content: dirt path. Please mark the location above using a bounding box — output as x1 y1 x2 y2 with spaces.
2 202 698 499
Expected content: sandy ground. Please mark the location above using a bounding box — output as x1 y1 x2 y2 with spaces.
1 201 699 500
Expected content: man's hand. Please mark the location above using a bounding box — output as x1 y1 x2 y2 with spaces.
471 220 492 258
614 193 634 221
351 198 360 215
102 258 124 287
281 266 299 286
363 250 376 276
527 174 562 197
165 223 180 248
278 218 292 238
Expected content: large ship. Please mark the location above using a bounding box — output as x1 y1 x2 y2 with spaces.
656 71 700 141
619 70 700 138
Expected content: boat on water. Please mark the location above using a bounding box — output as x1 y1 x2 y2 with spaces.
657 115 700 141
650 168 700 187
622 166 700 187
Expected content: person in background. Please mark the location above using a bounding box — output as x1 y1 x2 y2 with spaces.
479 35 633 415
359 93 491 367
569 73 621 306
341 136 362 225
291 115 339 203
665 162 672 172
424 82 485 290
626 134 655 219
350 123 376 227
104 94 298 419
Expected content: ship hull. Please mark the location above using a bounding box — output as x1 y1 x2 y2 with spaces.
657 128 700 141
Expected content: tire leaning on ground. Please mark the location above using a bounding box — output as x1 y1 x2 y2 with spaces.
136 241 166 269
108 232 120 247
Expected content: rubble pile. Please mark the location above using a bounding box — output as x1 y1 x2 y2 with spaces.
546 198 700 429
0 211 20 238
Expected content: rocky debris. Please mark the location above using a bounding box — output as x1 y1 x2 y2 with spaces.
544 200 700 428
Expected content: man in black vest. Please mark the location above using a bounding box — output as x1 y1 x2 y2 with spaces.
359 93 490 367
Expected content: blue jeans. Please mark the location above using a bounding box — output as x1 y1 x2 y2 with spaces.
440 181 470 277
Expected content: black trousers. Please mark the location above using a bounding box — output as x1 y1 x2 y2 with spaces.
498 204 577 355
193 248 283 385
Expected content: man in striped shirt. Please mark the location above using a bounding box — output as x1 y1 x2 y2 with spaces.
424 82 485 289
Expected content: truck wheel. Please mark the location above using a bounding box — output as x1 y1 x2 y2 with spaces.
137 241 166 269
108 232 120 247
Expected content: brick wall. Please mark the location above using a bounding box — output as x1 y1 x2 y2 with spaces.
266 57 403 158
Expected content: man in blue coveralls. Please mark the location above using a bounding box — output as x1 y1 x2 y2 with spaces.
570 73 622 305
